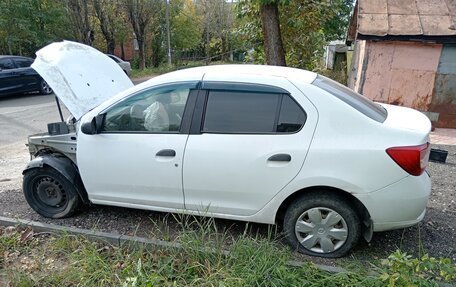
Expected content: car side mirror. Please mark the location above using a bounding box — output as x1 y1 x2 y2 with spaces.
81 114 104 135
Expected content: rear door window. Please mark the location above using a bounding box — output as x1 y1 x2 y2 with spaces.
202 90 306 134
203 91 279 133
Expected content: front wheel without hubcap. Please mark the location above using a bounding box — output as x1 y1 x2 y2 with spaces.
284 193 361 258
23 167 80 218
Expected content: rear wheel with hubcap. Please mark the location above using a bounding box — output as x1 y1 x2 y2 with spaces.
284 193 361 258
23 167 80 218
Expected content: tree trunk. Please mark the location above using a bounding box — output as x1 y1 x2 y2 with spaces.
120 41 125 60
92 0 116 54
221 35 228 61
260 3 286 66
107 39 115 54
124 0 158 70
138 38 146 70
82 0 92 45
7 40 12 55
205 26 210 65
66 0 92 45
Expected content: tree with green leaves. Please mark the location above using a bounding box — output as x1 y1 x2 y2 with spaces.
0 0 72 56
236 0 353 70
92 0 121 54
123 0 162 70
192 0 235 63
169 0 202 62
65 0 94 45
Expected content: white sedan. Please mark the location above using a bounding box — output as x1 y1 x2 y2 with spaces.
23 41 432 258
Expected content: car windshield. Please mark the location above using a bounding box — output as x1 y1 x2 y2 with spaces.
312 75 387 123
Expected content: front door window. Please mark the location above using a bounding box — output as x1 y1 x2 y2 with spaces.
102 85 191 133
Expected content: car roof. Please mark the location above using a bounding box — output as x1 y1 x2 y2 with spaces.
0 55 34 62
0 55 34 61
158 65 317 84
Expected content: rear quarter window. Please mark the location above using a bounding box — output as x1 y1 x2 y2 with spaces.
313 75 387 123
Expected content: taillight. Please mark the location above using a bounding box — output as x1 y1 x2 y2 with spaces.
386 143 430 176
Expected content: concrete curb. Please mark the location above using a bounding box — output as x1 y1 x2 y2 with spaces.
0 216 345 274
0 216 181 250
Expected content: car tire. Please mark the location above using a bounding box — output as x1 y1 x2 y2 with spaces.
283 192 361 258
39 79 53 95
23 167 80 218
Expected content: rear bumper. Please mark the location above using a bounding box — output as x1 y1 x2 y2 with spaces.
354 172 431 232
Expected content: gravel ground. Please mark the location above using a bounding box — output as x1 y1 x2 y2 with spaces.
0 144 455 265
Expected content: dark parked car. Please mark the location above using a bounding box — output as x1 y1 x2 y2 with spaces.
0 55 53 97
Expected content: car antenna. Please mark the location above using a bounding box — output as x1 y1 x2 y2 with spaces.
54 95 64 122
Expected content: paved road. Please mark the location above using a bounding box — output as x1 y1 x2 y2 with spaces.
0 94 70 146
0 78 149 146
0 93 65 191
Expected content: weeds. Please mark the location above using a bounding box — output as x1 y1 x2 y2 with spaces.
379 250 456 286
130 61 242 79
1 221 455 287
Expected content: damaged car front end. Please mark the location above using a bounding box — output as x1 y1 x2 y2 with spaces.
27 121 78 163
23 124 87 217
23 41 133 217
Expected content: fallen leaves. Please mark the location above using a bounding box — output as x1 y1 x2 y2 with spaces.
1 226 68 274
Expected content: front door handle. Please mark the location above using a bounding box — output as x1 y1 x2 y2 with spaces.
267 154 291 162
156 149 176 157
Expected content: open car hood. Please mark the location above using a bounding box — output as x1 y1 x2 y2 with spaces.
32 41 133 119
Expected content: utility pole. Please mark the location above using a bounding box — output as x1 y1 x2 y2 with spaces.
165 0 172 66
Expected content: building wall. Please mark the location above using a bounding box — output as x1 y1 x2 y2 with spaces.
431 44 456 128
349 40 456 128
113 34 136 61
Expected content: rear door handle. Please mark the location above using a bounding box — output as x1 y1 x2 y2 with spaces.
156 149 176 157
267 154 291 162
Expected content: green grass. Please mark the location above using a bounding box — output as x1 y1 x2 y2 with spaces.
130 66 173 79
1 221 455 287
130 61 242 79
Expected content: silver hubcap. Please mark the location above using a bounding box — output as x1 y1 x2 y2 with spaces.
41 81 52 94
295 207 348 253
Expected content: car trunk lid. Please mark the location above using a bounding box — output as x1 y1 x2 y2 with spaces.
32 41 133 120
381 103 431 141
